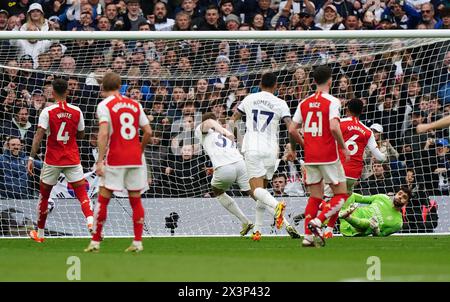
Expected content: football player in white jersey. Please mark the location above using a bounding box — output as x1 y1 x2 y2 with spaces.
230 72 299 240
195 112 254 236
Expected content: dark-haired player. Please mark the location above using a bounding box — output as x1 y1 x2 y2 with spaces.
28 78 94 242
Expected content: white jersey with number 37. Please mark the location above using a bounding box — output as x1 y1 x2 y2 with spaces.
237 91 291 154
194 125 243 169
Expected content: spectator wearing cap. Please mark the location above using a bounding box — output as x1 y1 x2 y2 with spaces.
377 12 398 29
192 5 226 30
16 54 44 93
383 0 421 29
295 10 322 30
225 14 240 30
19 3 50 32
315 3 342 30
419 2 439 29
173 11 192 30
0 9 9 31
328 0 356 19
115 0 144 31
435 6 450 28
371 122 400 164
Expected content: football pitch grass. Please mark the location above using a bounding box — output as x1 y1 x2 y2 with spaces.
1 236 450 282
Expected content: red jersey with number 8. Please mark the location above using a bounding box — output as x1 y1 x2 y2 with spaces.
293 92 341 165
96 94 149 167
338 117 373 179
38 101 84 166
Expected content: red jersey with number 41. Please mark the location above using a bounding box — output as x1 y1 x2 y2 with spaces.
338 117 375 180
293 92 341 165
96 94 149 167
38 101 84 166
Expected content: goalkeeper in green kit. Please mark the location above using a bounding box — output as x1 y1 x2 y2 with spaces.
338 187 412 237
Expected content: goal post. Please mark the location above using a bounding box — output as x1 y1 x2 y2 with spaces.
0 30 449 238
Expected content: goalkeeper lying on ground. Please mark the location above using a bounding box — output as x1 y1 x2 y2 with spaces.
338 187 412 237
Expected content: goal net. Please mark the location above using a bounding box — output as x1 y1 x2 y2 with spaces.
0 31 449 238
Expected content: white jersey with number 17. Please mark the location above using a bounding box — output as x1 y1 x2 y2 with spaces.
237 91 291 155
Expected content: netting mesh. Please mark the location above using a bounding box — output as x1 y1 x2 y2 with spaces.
0 35 449 236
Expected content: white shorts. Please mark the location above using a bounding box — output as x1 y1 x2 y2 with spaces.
40 163 84 186
211 160 250 191
99 165 147 191
304 160 346 186
244 151 277 180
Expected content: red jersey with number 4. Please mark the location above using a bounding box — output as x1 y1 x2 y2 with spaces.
293 92 341 164
38 101 84 166
96 94 149 167
338 117 373 179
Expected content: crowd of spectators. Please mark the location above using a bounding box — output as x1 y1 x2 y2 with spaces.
0 0 449 232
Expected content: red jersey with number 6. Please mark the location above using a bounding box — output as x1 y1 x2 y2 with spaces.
38 101 84 166
338 117 374 179
293 92 341 165
96 94 149 167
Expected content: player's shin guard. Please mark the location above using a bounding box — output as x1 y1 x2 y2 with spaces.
72 182 94 219
253 188 279 209
254 200 265 233
304 197 323 235
129 196 144 241
317 194 348 223
37 182 52 230
92 195 110 242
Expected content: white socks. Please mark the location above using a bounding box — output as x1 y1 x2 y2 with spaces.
254 201 266 233
132 240 143 248
37 228 45 238
217 193 251 224
254 188 279 210
87 216 94 225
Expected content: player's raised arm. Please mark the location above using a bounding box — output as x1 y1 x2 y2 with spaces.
416 114 450 133
367 132 387 162
202 112 234 140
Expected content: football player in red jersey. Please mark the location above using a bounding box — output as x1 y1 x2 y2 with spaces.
289 65 350 247
294 99 387 238
28 78 94 242
84 72 152 253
